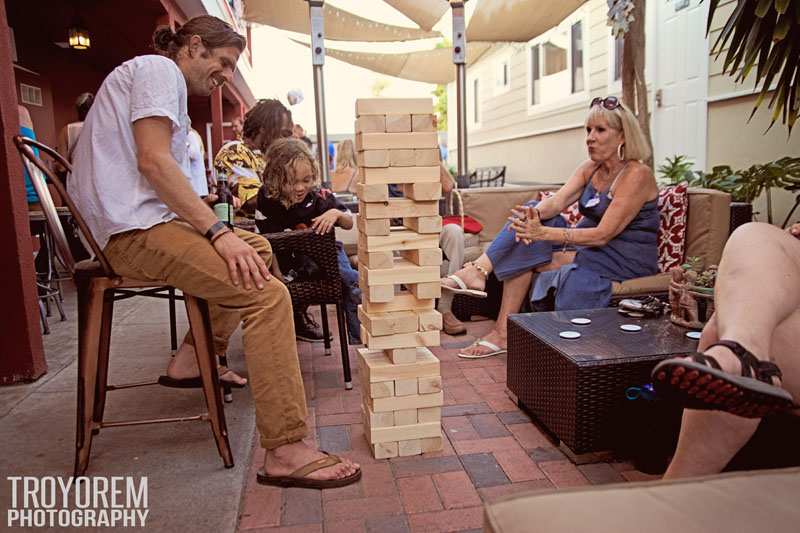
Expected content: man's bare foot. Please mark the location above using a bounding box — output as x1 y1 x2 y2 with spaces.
459 329 506 357
263 441 359 481
442 263 487 292
168 342 247 386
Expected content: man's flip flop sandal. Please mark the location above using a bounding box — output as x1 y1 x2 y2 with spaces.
256 452 362 490
442 274 488 298
158 366 247 389
651 339 796 418
458 339 506 359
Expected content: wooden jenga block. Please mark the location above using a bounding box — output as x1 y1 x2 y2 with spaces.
402 182 442 201
418 310 443 332
418 377 443 396
389 149 415 167
356 183 389 203
403 216 442 234
357 150 390 168
415 149 440 167
360 199 438 220
356 132 438 151
394 379 418 397
358 165 439 185
369 380 395 399
359 270 395 303
400 248 442 267
359 230 439 253
359 259 439 286
356 98 433 116
355 115 386 133
418 406 442 423
385 114 411 133
372 441 399 459
356 215 390 236
394 409 417 425
408 282 441 300
362 291 434 314
361 327 440 351
412 114 436 132
367 421 441 443
357 347 440 383
399 439 422 456
365 408 395 428
357 249 394 269
386 347 418 364
420 435 443 453
357 306 418 336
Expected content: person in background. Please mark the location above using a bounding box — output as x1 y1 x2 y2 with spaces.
18 105 44 208
327 141 335 173
230 115 243 141
55 92 94 174
256 138 362 345
330 139 358 194
67 15 359 488
214 99 293 216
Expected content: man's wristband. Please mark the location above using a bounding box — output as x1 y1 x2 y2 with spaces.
205 221 228 241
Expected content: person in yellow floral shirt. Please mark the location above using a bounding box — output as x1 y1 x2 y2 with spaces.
214 98 293 215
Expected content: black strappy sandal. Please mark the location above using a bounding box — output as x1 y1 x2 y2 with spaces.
651 340 796 418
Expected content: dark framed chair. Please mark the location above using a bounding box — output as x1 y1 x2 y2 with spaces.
15 136 233 476
468 166 507 188
262 229 353 389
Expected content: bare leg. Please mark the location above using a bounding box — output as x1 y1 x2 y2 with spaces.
663 223 800 479
442 253 493 292
167 342 247 386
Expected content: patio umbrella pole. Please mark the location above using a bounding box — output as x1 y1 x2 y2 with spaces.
451 1 468 184
308 0 331 187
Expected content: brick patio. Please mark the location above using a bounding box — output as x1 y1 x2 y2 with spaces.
236 315 659 532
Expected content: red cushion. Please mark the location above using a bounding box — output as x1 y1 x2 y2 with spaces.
656 183 689 272
537 191 584 226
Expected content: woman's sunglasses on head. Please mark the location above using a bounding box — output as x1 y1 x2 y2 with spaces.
590 96 621 110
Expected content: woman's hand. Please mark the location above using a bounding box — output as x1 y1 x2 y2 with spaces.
311 208 340 234
788 222 800 239
509 205 545 245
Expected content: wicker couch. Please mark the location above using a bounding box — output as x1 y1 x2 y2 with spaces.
458 184 731 297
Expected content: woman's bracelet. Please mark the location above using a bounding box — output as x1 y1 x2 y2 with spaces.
562 228 572 252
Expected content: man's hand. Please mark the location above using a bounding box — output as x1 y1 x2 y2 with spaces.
311 209 340 234
211 231 271 290
788 222 800 239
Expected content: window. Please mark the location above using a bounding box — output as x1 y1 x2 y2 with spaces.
613 35 624 82
473 78 480 124
494 49 512 96
571 21 584 93
527 7 588 111
19 84 42 106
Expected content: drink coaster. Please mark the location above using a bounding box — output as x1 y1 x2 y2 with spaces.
685 331 702 340
570 317 592 325
559 330 581 339
620 324 642 332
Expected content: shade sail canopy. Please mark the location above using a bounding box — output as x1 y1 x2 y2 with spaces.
243 0 440 42
382 0 449 31
293 40 494 85
466 0 588 42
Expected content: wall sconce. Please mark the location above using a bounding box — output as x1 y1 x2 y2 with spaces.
68 25 91 50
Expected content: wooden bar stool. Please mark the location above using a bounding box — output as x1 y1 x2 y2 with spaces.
15 136 233 476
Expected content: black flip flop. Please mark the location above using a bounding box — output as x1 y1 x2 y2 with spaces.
158 367 247 389
256 452 361 490
651 340 796 418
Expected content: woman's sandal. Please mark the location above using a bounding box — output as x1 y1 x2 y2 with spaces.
442 262 489 298
157 365 247 389
256 451 362 490
651 340 796 418
458 338 507 359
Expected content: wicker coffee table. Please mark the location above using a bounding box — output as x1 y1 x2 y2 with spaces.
507 308 698 455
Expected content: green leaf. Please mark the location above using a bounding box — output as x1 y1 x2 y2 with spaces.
774 13 792 40
775 0 790 14
755 0 774 18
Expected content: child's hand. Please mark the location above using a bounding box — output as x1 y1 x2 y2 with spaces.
311 209 340 234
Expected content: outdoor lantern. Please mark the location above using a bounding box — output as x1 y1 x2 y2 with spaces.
68 25 91 50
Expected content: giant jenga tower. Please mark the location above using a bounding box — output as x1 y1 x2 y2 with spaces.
354 98 444 459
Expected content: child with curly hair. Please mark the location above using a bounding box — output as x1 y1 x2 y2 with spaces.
255 138 361 344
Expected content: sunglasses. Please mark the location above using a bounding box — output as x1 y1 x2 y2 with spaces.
590 96 621 110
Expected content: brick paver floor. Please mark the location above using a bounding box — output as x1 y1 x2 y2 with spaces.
236 316 659 532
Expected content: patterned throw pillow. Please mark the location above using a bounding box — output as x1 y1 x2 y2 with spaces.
537 191 583 226
657 182 689 272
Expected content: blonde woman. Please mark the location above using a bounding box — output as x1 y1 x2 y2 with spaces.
331 139 358 193
445 96 658 358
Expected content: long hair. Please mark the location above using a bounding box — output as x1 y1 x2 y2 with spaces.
586 101 651 162
243 99 292 153
335 139 357 169
263 138 320 208
152 15 245 60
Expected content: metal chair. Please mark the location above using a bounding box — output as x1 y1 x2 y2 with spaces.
14 136 233 476
262 229 353 389
468 166 507 188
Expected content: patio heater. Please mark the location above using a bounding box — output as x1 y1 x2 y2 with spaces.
450 1 468 186
307 0 331 187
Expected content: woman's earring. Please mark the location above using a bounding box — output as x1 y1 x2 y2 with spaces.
617 143 625 161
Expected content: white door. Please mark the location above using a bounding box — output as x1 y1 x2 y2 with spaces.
653 0 709 171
